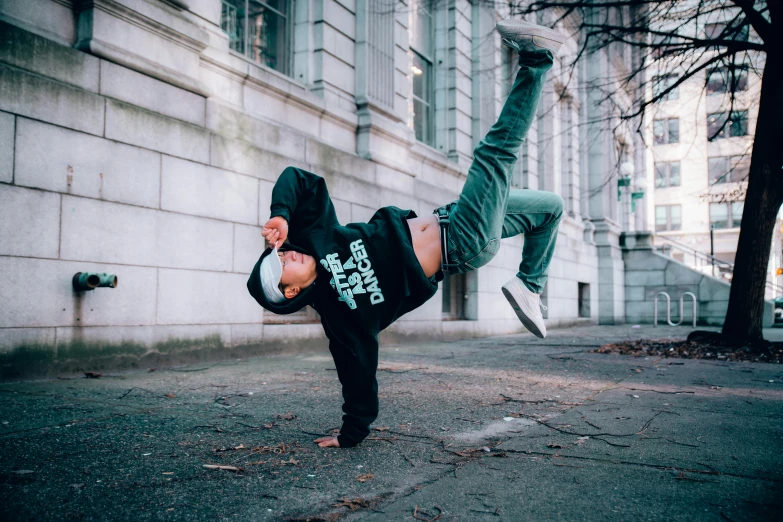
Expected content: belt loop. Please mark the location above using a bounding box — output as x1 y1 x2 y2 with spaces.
434 206 459 273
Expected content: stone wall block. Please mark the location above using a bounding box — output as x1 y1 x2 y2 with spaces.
331 198 352 225
623 249 669 270
698 276 731 302
318 51 355 95
161 156 258 225
0 111 13 183
187 0 222 26
205 101 307 162
0 256 157 327
351 203 376 224
306 139 376 182
0 20 99 91
664 261 705 286
60 195 233 272
243 88 324 137
233 223 265 274
156 268 262 325
0 184 60 258
0 0 77 47
316 0 356 39
14 118 161 208
0 64 105 136
625 270 665 287
75 1 209 95
231 323 264 347
150 324 233 350
625 285 646 302
644 285 700 302
258 179 274 224
105 100 210 163
0 327 55 352
263 324 326 347
210 134 308 182
99 61 206 127
316 22 356 66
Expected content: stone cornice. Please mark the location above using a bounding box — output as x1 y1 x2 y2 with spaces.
74 0 207 52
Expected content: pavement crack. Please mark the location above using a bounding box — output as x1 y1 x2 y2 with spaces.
499 449 782 483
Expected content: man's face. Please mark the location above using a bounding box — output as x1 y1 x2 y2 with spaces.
278 249 317 298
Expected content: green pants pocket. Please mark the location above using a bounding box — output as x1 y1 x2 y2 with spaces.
463 238 500 271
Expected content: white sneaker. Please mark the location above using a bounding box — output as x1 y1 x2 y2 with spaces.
502 276 547 338
496 19 566 55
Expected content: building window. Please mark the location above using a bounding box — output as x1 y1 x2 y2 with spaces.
578 283 591 318
442 273 466 320
655 204 682 232
221 0 292 76
653 74 679 100
410 0 434 146
653 118 679 145
706 65 749 96
705 22 749 42
707 111 748 141
708 155 750 184
654 161 680 188
710 201 744 229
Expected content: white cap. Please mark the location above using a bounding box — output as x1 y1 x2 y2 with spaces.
259 245 287 304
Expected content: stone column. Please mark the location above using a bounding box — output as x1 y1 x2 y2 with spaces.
355 0 413 173
583 16 625 324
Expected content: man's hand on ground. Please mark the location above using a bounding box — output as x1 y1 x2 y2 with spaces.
261 216 289 247
314 436 340 448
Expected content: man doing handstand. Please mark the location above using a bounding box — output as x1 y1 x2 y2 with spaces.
247 19 565 448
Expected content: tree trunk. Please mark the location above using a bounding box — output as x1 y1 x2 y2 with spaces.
722 50 783 342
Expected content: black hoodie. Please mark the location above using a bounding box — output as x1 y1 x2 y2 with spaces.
247 167 439 447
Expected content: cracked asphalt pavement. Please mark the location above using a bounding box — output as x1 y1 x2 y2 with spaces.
1 325 782 521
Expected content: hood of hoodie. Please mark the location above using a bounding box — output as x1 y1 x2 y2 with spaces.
247 243 318 315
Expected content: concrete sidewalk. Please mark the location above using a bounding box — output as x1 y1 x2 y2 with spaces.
1 325 781 521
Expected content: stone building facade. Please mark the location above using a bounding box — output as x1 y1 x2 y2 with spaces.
0 0 639 375
643 25 782 298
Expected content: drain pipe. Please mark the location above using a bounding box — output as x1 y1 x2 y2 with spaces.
72 272 118 291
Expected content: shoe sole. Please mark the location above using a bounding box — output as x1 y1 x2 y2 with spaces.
502 285 546 338
497 20 565 54
496 20 566 45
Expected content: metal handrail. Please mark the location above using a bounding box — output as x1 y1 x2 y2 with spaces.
655 236 783 296
656 235 731 269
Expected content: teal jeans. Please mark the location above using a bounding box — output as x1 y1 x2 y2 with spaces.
435 47 563 294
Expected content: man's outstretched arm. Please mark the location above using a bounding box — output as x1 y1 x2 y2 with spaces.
323 331 380 448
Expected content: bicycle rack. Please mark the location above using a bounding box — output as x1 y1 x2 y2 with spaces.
653 291 697 327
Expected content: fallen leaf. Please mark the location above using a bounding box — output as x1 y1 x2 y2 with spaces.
356 473 375 482
333 497 370 510
373 426 390 432
280 458 299 466
84 372 102 379
277 412 297 421
574 436 589 446
164 393 177 399
547 444 563 449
